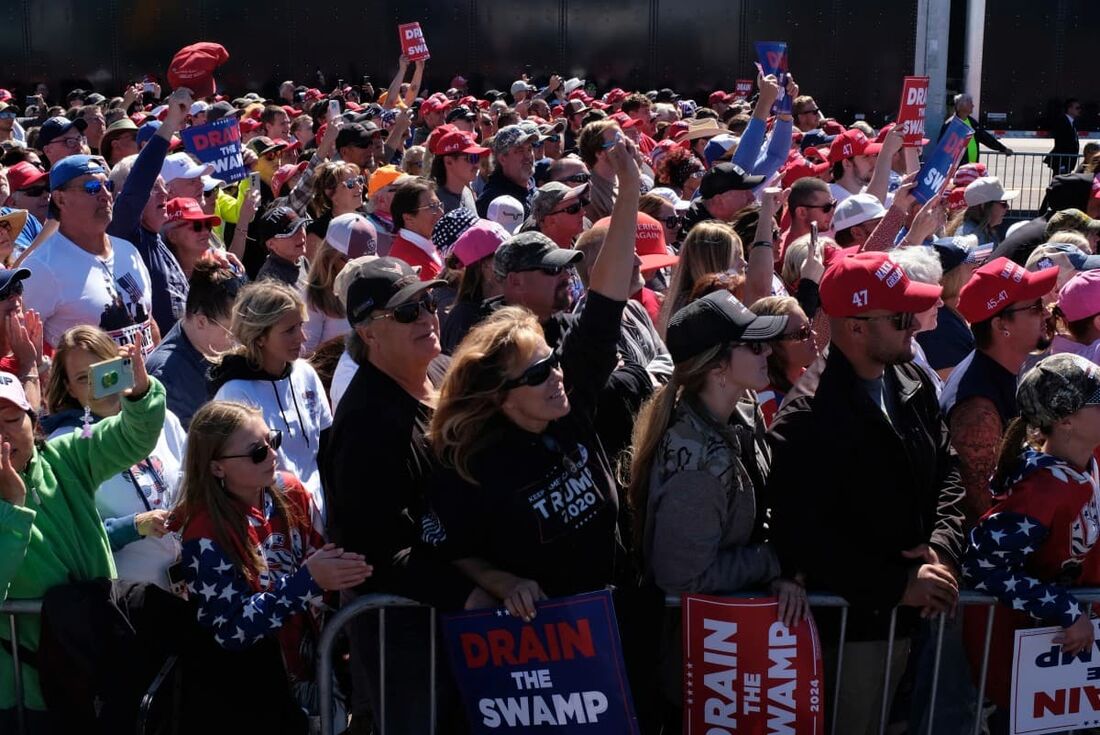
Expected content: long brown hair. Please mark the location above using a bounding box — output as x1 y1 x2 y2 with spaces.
44 325 118 414
173 401 302 584
657 221 741 337
429 307 544 484
308 161 360 219
304 243 348 318
990 416 1036 493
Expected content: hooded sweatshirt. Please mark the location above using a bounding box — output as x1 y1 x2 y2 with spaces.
208 355 332 522
0 377 166 710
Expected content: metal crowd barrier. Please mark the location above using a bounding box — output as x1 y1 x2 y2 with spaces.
982 150 1082 220
1 598 43 735
314 589 1100 735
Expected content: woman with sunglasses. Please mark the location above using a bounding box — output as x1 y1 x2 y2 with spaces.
161 197 222 280
305 161 366 260
428 129 488 213
209 280 333 522
389 177 446 281
0 208 27 267
653 146 705 203
748 296 818 427
421 140 641 619
39 324 186 588
173 400 371 726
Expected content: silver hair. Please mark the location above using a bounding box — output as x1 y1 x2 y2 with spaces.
891 246 944 286
954 93 973 109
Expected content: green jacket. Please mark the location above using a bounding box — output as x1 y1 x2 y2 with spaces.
0 377 166 711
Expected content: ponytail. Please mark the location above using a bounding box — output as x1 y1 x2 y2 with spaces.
990 416 1032 493
624 377 683 555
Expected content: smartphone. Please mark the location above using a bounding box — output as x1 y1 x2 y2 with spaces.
337 78 344 90
248 171 261 190
362 75 371 86
89 356 135 400
810 222 819 250
327 99 341 121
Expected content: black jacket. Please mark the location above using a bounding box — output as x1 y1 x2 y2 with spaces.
939 115 1010 162
1047 114 1081 173
766 346 966 640
680 198 718 235
475 169 534 218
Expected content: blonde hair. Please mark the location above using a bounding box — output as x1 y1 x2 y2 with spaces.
429 307 545 484
227 280 306 369
308 161 360 219
173 401 302 584
304 243 348 319
781 233 839 287
1047 230 1091 251
657 221 741 336
45 325 119 414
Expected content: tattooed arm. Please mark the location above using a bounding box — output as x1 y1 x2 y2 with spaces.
948 397 1004 529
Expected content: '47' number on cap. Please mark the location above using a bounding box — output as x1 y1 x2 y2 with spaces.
852 289 869 307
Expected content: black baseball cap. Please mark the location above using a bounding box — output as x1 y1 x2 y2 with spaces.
335 122 382 149
493 231 583 278
699 162 765 199
665 291 788 363
345 257 446 326
445 105 476 124
254 205 311 244
207 101 244 122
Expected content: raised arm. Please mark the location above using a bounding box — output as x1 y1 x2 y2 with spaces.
402 60 424 108
743 187 786 305
587 138 641 301
866 126 904 206
382 56 410 111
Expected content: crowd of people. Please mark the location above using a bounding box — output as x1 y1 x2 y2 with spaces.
0 40 1098 734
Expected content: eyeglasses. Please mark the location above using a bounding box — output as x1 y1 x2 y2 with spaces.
730 341 769 355
803 200 838 213
18 185 48 198
190 221 213 233
217 430 282 463
848 312 917 331
0 279 24 301
370 293 438 324
562 173 590 184
414 200 445 213
547 200 588 217
50 135 86 150
343 175 366 189
780 325 814 343
502 352 560 390
662 214 683 229
519 265 567 276
70 179 113 195
1003 301 1046 316
466 153 482 165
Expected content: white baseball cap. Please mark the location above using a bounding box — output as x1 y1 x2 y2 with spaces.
832 193 886 232
563 78 586 96
487 195 525 234
964 176 1020 207
649 187 691 213
160 152 212 184
326 213 378 259
190 100 210 116
0 371 31 411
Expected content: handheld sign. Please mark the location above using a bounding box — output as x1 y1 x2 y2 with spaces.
733 80 754 100
399 22 431 62
442 591 639 733
912 116 973 205
180 117 246 183
754 41 791 114
683 595 824 735
1011 620 1100 734
896 76 930 147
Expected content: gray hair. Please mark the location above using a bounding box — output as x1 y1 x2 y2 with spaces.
891 246 944 285
954 93 973 110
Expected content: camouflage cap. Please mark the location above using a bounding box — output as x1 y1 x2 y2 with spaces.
1046 208 1100 238
1017 353 1100 429
491 124 537 157
493 231 583 278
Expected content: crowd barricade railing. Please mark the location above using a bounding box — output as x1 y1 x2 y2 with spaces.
313 588 1100 735
1 598 43 735
980 150 1081 221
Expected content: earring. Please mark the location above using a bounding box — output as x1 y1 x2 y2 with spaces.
217 476 226 491
80 405 93 439
1002 330 1011 337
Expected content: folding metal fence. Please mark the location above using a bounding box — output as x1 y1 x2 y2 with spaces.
981 151 1082 221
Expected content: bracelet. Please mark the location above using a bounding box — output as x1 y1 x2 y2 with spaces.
18 371 39 382
751 241 774 250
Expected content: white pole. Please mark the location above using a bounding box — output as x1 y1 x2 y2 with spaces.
916 0 951 144
963 0 987 116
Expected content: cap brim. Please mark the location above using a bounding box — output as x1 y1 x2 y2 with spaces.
639 253 680 272
739 314 790 342
385 278 448 310
1001 190 1020 201
542 248 584 268
462 144 491 155
900 279 945 313
862 142 883 156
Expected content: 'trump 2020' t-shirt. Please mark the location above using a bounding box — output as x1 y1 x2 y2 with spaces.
22 232 155 355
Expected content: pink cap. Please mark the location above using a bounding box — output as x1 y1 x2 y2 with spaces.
0 372 31 411
1058 270 1100 322
450 220 510 267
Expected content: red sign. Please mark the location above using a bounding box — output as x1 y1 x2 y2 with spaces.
733 80 754 100
399 22 431 62
683 595 824 735
896 76 930 147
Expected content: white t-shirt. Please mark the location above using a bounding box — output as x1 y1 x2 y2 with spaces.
48 411 186 589
302 302 350 356
829 182 894 209
22 232 155 354
330 349 359 413
214 359 334 520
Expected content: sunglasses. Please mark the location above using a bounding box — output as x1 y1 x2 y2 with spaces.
370 293 438 324
662 214 683 229
563 173 591 184
0 279 24 302
542 135 561 144
730 341 769 355
848 312 916 331
548 200 588 217
71 179 113 195
780 325 814 342
1003 301 1045 316
343 175 366 189
466 153 482 165
217 430 283 463
803 200 838 213
190 221 213 233
502 352 560 390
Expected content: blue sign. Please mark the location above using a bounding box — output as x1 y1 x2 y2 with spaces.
442 590 639 733
179 117 246 183
755 41 792 114
912 117 974 204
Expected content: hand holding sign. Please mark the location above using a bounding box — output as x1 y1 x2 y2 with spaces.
757 73 781 114
399 22 431 62
1053 612 1095 656
912 117 974 204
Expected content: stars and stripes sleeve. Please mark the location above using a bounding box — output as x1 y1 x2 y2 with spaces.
181 536 323 650
963 511 1084 629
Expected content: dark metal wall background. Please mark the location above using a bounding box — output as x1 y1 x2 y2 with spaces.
0 0 1086 130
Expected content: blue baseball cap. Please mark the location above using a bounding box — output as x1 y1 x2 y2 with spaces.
37 116 87 148
49 155 107 191
136 120 162 147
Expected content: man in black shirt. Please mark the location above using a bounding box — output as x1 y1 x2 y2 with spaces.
475 124 537 217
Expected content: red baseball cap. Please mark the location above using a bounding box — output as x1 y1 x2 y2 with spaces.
272 162 308 197
0 89 11 103
421 97 448 114
594 213 679 273
430 130 490 157
165 197 221 226
610 112 641 130
605 88 628 105
957 257 1059 323
820 251 942 317
281 105 303 118
167 42 229 99
240 118 261 134
667 120 690 142
708 90 733 106
304 88 323 102
826 129 882 164
6 162 48 192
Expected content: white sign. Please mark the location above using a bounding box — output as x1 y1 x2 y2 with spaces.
1012 620 1100 734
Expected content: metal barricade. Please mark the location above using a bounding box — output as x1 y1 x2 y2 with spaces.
981 151 1082 220
1 598 43 735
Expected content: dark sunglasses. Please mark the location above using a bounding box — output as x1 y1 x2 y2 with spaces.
562 173 591 184
502 352 560 390
780 325 814 342
662 214 683 229
803 200 837 213
217 430 282 463
72 179 113 195
466 153 482 165
371 293 438 324
542 135 561 144
0 279 24 301
343 175 366 189
548 200 587 217
190 221 213 233
18 185 48 198
848 312 917 331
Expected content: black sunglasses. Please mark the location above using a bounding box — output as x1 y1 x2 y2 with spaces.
190 221 213 233
562 173 591 184
217 430 282 463
18 185 48 197
1003 301 1046 317
662 214 683 229
520 265 567 276
548 200 587 217
803 200 837 213
502 352 560 390
848 312 917 331
371 293 438 324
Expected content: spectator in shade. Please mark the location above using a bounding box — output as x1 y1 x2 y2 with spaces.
302 213 377 355
388 177 445 280
146 261 242 429
949 176 1018 247
530 180 589 249
254 205 311 288
653 146 704 203
915 236 990 380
